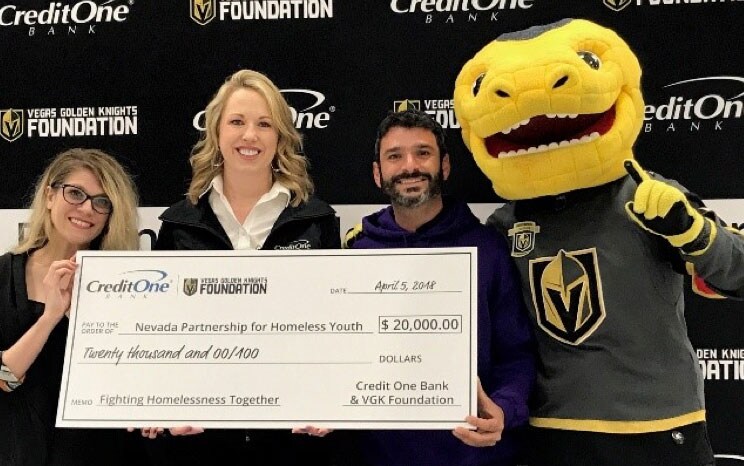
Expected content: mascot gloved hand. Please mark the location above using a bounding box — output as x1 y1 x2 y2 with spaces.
624 159 714 254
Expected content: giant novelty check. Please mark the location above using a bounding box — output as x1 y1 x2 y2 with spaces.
57 249 477 429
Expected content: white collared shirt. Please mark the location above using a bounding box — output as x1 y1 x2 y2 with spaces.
206 175 290 250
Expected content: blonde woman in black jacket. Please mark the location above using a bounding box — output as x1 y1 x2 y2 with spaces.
144 69 340 466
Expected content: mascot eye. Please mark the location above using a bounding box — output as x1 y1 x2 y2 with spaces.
472 73 486 96
577 51 601 70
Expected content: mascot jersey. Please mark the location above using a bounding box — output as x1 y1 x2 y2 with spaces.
453 18 744 433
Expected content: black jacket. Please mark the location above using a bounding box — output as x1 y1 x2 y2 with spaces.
0 253 146 466
155 193 340 251
146 193 343 466
0 252 53 466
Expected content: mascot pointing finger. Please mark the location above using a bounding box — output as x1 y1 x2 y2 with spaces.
454 18 744 466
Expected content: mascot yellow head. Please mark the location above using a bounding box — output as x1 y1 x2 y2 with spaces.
454 19 644 200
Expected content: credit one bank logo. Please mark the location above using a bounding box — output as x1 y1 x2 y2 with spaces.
192 89 335 130
0 0 135 36
390 0 533 12
389 0 533 23
643 76 744 133
86 269 172 297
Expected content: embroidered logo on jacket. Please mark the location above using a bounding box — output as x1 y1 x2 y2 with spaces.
529 248 606 345
274 240 311 250
508 221 540 257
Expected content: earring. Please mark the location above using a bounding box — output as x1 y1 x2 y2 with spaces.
271 160 280 173
212 152 224 168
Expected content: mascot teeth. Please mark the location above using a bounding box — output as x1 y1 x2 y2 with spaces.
501 118 532 135
497 132 600 159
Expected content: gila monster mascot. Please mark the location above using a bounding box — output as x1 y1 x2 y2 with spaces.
453 18 744 466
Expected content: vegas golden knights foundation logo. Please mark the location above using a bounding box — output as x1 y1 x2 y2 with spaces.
183 278 198 296
529 248 606 345
1 109 24 143
508 221 540 257
190 0 215 25
393 100 421 112
603 0 632 11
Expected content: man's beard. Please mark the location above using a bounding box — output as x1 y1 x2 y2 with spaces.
381 169 443 208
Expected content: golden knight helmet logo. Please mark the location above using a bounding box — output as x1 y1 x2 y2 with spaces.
1 109 24 143
603 0 633 12
183 278 198 296
190 0 215 26
530 249 606 345
394 99 421 112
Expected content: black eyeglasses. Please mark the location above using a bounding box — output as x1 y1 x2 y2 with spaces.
53 183 113 215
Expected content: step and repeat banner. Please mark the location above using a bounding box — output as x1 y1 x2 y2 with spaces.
1 0 743 461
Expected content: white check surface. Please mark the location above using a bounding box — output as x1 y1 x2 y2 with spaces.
57 249 478 429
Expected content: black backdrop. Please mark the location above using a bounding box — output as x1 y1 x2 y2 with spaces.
1 0 743 461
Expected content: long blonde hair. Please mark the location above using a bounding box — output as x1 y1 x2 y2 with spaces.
13 148 140 253
187 69 313 206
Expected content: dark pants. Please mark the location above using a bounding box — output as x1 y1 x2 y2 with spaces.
48 428 149 466
143 429 358 466
527 422 715 466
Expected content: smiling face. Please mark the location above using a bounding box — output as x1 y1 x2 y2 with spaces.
374 126 451 208
218 87 279 181
46 167 109 249
454 19 644 200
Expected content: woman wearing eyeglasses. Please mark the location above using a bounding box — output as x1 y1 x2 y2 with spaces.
0 148 140 466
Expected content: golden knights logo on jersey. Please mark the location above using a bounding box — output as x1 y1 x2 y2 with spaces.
190 0 215 25
529 248 606 345
1 109 24 142
508 221 540 257
183 278 198 296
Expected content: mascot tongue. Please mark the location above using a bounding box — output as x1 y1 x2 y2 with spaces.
485 107 616 157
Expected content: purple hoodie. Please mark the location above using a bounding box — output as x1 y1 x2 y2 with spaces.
350 198 536 466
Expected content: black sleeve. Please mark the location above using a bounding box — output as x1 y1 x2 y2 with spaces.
0 254 14 349
153 222 175 251
319 215 341 249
